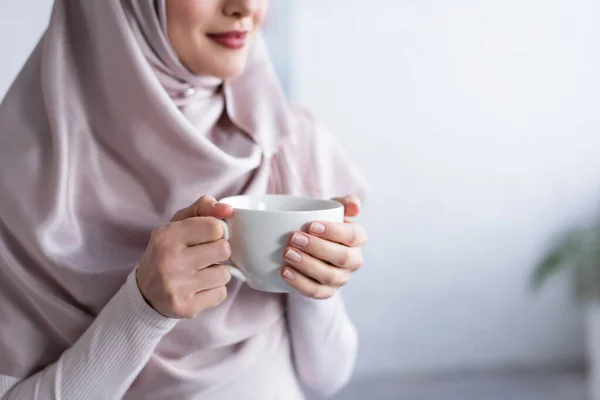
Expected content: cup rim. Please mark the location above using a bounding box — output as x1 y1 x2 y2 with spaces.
218 194 344 214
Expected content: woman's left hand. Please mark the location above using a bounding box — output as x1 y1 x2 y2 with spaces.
281 194 367 299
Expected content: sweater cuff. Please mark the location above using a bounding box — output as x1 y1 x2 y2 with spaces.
122 268 179 330
287 290 345 314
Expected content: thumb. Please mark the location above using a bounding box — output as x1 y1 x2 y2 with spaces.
171 195 233 222
332 194 361 218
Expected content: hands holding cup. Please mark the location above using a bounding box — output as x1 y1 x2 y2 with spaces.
136 196 234 319
136 194 367 319
280 195 367 299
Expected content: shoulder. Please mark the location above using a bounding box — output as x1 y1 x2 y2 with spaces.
286 104 336 147
282 105 370 201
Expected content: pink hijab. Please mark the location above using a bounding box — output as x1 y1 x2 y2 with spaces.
0 0 366 380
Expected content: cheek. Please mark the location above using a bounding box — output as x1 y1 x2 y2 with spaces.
254 2 269 29
166 0 212 28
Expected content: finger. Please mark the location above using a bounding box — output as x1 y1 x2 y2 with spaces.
162 217 226 247
306 220 367 247
288 232 363 270
281 267 338 299
187 286 229 318
332 194 361 218
182 239 231 269
192 264 232 291
195 196 233 219
283 247 352 287
172 195 233 222
169 264 231 297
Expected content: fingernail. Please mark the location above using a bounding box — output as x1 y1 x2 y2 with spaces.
309 222 326 234
285 248 302 263
283 268 296 280
214 202 231 208
291 233 309 247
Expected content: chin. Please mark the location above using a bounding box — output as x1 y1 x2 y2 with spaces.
216 56 250 80
192 54 249 81
214 64 247 80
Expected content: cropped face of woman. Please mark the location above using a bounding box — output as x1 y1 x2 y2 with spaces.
165 0 268 80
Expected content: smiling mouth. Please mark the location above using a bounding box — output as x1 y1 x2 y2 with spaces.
206 31 248 50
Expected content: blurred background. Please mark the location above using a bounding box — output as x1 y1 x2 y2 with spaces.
2 1 600 399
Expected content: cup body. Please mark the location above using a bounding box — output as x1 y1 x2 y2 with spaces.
219 195 345 292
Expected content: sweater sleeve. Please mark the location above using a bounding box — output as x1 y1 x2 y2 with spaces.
0 269 178 400
286 291 358 398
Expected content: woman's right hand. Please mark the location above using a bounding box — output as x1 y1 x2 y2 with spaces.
136 195 234 319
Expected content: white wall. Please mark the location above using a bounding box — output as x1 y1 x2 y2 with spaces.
290 0 600 377
0 0 52 97
262 1 291 93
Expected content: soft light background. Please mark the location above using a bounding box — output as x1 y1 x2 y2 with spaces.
289 0 600 377
2 0 600 384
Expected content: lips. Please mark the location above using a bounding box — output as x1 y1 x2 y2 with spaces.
206 31 248 50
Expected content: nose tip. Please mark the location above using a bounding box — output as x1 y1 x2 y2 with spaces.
224 0 257 18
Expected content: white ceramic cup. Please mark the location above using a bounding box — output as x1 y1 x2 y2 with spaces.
217 194 345 293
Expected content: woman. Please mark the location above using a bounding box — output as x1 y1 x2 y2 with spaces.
0 1 368 399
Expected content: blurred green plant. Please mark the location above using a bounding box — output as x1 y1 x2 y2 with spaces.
532 226 600 301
